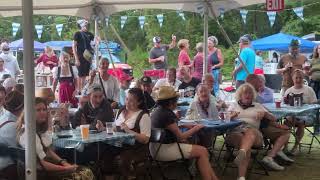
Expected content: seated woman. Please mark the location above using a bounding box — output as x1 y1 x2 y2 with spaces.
226 83 284 180
16 97 94 180
114 88 151 179
150 86 218 180
187 83 219 120
186 83 219 147
72 84 114 130
284 69 317 155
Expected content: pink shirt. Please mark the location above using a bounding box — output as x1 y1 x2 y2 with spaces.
192 52 210 80
178 49 191 67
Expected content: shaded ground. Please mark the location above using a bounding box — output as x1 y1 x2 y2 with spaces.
151 128 320 180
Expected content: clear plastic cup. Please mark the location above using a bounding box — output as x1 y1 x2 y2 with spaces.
80 124 90 140
106 122 114 135
223 112 231 123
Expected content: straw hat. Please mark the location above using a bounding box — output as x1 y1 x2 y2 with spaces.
155 86 179 101
35 87 55 104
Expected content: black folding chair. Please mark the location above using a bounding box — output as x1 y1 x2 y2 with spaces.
149 128 194 180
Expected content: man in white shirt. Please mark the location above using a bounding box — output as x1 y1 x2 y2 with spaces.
0 43 20 79
153 67 181 91
88 57 120 109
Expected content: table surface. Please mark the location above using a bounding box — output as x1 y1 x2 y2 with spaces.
179 119 242 132
53 129 135 151
263 103 320 118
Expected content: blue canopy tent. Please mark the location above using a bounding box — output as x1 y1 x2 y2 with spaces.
10 38 46 52
45 41 73 50
252 32 316 53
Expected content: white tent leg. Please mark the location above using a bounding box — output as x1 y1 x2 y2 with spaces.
94 16 99 66
22 0 37 179
203 5 209 77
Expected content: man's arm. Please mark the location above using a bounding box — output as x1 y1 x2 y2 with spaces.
72 40 80 66
168 35 176 49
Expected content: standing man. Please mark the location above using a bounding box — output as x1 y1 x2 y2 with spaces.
0 43 20 79
232 35 255 88
149 35 176 70
73 19 95 91
276 40 307 95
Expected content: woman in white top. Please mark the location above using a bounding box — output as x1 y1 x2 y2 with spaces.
227 83 277 180
114 88 151 179
16 97 94 180
284 69 317 155
52 51 79 107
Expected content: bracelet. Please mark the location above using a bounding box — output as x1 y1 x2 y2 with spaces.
59 159 67 164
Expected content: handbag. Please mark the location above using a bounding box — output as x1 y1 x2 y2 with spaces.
80 32 93 63
284 93 303 106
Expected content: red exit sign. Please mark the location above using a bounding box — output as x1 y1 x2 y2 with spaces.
266 0 284 11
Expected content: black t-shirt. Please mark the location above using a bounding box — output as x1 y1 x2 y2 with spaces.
151 106 178 143
72 99 114 130
73 31 94 54
178 77 201 97
144 92 156 109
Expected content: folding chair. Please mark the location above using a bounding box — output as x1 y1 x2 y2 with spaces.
149 128 194 180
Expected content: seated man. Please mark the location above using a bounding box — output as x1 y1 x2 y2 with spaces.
246 74 294 164
153 67 181 91
178 66 201 97
139 76 156 109
72 84 114 130
119 73 134 107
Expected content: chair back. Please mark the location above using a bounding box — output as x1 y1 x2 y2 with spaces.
8 146 25 163
150 128 165 143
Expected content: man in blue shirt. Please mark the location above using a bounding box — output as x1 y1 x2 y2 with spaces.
232 35 255 88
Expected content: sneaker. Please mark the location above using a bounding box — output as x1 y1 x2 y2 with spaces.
237 177 245 180
262 156 285 171
277 151 294 163
234 149 246 167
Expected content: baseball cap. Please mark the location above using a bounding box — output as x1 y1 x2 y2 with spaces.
77 19 88 28
153 36 161 43
290 39 300 48
140 76 152 84
119 73 134 82
238 34 252 44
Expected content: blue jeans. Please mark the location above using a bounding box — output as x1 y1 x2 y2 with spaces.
211 69 220 96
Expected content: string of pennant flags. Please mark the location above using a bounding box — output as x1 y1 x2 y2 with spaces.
10 1 320 38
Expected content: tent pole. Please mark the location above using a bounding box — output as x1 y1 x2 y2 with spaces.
203 5 209 78
205 1 250 75
94 16 99 67
22 0 37 179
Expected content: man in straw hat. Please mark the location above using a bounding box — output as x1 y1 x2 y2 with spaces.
276 39 307 95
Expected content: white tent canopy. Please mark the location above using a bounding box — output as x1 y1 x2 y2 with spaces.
0 0 264 18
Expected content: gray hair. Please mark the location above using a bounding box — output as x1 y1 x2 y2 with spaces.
234 83 257 102
208 36 218 45
196 42 203 52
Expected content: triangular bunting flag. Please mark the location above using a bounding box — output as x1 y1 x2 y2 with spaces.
138 16 145 29
156 14 164 27
120 16 127 29
195 3 204 16
12 22 20 37
240 9 248 24
293 7 304 20
105 17 109 27
35 25 43 39
178 12 186 21
55 24 63 37
266 11 277 27
219 7 225 19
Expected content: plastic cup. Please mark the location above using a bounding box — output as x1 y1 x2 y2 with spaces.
275 99 281 108
80 124 90 140
223 112 231 123
294 97 302 107
106 122 114 135
179 89 185 98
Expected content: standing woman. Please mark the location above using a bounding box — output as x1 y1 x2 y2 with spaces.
16 97 94 180
208 36 224 97
192 42 204 81
310 44 320 98
52 52 79 107
177 39 191 79
36 46 59 70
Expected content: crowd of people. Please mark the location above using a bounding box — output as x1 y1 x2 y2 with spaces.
0 18 319 180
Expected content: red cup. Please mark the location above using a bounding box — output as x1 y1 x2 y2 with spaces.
275 100 281 108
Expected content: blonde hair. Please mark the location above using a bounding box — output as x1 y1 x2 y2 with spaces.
208 36 218 45
45 46 54 56
234 83 257 102
202 73 214 82
177 39 189 49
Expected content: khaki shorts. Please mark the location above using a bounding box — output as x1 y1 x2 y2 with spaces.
261 125 289 143
226 126 263 149
149 142 192 161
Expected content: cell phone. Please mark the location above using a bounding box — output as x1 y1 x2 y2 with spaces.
57 134 73 138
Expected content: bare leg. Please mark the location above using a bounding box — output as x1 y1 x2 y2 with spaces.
268 133 290 157
78 76 86 92
238 149 251 177
190 145 219 180
293 123 305 149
